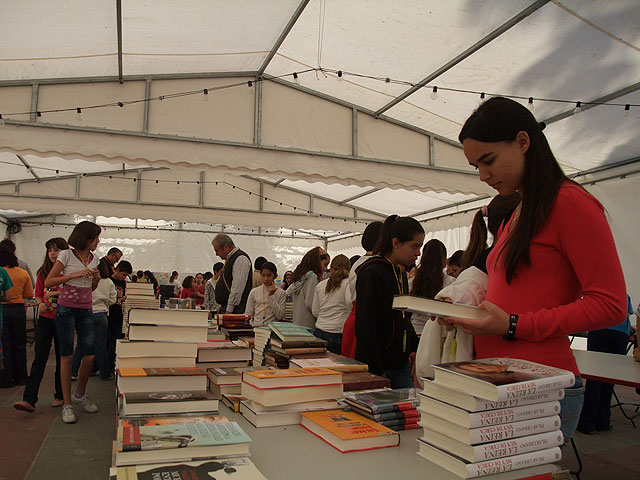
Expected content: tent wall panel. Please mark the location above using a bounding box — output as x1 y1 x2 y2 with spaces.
433 140 474 171
261 81 352 155
0 86 31 122
148 78 254 143
38 82 147 131
20 178 76 197
139 169 201 206
81 174 139 203
357 112 430 166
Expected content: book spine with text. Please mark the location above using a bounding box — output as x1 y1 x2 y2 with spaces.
495 376 574 402
466 446 561 477
471 430 564 462
471 389 565 411
469 415 561 445
467 401 560 428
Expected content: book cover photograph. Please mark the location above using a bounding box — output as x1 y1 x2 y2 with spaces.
432 358 575 401
109 457 267 480
124 391 214 404
120 415 228 427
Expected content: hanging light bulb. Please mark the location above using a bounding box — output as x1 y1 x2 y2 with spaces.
573 101 582 115
337 70 343 82
430 86 438 100
293 72 299 85
528 97 534 111
203 88 209 102
0 113 4 126
76 107 82 121
624 104 630 119
55 169 60 177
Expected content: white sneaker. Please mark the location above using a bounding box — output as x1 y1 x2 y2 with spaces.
62 405 77 424
71 393 99 413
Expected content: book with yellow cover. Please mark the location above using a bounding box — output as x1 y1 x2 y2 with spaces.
242 368 342 389
300 409 400 453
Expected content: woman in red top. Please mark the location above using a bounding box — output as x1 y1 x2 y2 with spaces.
14 237 68 412
443 97 627 444
192 273 205 307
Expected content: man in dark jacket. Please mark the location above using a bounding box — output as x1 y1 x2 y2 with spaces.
212 234 252 314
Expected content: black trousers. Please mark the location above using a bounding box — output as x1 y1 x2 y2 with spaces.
0 304 28 387
23 316 62 406
578 328 629 432
107 309 123 374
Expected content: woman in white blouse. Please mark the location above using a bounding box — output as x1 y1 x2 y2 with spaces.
312 255 352 354
245 262 286 327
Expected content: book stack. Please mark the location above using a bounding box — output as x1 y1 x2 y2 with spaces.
289 351 369 373
112 414 259 472
263 350 290 369
343 388 421 431
215 313 255 340
252 326 272 367
116 308 213 416
300 409 400 453
206 366 251 399
341 371 390 392
196 340 252 374
416 358 574 479
239 368 342 427
123 283 160 335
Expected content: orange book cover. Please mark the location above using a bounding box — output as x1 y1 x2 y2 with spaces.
245 368 339 379
118 367 207 377
301 410 397 440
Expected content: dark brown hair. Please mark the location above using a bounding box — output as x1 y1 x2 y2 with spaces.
292 246 325 282
37 237 69 278
325 254 351 294
459 97 570 283
67 221 101 250
411 239 447 298
461 193 522 270
374 215 425 257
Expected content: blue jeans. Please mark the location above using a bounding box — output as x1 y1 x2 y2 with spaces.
559 376 585 445
55 305 95 357
72 312 109 378
384 361 413 389
313 328 343 355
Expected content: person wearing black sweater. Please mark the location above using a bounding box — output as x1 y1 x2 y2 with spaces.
355 215 424 388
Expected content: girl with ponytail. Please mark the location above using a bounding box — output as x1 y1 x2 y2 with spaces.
311 255 352 354
355 215 424 388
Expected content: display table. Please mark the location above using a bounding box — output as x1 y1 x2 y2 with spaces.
572 349 640 389
218 404 565 480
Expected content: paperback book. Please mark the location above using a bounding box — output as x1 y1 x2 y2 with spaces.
128 308 209 327
392 294 483 319
121 390 219 416
117 367 208 393
289 352 369 372
342 388 418 414
120 414 228 428
300 410 400 453
109 457 267 480
116 339 198 358
269 321 316 342
197 341 252 362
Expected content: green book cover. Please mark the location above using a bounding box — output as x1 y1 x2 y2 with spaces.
269 322 315 341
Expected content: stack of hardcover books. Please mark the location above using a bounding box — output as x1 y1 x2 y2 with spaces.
343 388 420 431
196 340 251 373
239 367 342 427
416 358 574 479
215 313 255 340
252 326 271 366
122 283 160 335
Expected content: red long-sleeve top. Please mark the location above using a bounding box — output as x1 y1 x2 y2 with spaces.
477 181 627 375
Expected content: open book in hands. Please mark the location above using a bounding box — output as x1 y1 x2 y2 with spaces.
392 295 483 320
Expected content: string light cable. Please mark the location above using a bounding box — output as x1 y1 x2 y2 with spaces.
0 67 636 119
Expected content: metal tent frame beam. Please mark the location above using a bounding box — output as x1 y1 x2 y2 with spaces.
257 0 310 76
374 0 551 117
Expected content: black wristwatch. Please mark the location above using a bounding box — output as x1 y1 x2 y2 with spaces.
503 314 518 341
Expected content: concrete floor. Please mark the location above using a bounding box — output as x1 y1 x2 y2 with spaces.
2 346 639 480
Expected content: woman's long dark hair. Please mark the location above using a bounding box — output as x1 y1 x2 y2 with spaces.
37 237 70 278
373 215 425 257
411 239 447 298
292 246 324 282
459 97 568 283
460 193 521 270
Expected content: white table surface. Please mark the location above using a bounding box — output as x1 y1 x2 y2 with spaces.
572 349 640 389
219 404 562 480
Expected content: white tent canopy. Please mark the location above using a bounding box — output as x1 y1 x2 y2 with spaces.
0 1 638 291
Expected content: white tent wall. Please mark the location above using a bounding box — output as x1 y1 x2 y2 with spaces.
11 222 322 282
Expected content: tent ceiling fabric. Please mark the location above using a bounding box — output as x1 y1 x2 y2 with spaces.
0 0 639 233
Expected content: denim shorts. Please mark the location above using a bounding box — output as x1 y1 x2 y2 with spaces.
55 305 96 356
559 376 585 445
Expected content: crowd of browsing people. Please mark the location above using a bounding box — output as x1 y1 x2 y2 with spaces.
2 98 636 444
